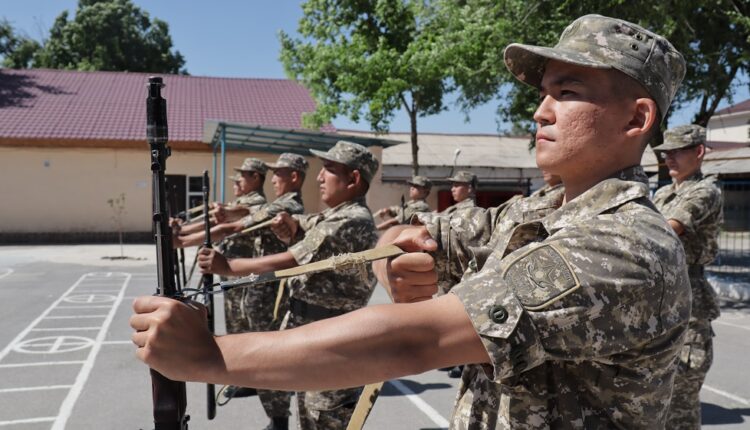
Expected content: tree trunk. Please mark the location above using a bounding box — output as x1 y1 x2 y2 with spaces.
410 109 419 176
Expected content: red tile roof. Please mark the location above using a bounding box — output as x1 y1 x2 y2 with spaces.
714 98 750 116
0 68 333 143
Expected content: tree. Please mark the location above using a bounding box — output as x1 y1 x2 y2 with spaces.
3 0 186 73
0 19 40 68
437 0 750 132
280 0 454 176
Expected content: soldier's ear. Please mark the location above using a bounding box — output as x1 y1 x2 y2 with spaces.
349 169 362 187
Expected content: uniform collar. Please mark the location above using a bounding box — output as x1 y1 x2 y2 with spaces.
673 169 704 190
542 165 650 232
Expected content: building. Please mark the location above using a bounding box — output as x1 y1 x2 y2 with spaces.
707 98 750 150
0 68 390 242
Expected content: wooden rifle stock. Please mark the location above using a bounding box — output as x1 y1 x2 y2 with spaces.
146 76 189 430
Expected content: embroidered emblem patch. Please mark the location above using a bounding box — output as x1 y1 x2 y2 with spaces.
503 244 580 310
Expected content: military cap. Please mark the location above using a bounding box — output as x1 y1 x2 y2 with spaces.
265 153 309 172
407 175 432 189
652 124 707 151
447 170 477 185
233 157 268 175
504 14 686 120
310 140 380 184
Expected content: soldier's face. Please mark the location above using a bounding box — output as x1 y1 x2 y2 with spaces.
409 185 428 200
533 61 633 181
237 172 260 194
232 180 242 197
317 160 354 206
662 145 704 182
271 168 294 197
451 182 471 202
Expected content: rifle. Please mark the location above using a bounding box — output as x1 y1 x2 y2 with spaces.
222 217 275 241
201 170 217 420
169 182 186 290
146 76 189 430
174 204 205 220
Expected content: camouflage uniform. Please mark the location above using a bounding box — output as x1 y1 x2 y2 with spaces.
221 189 267 334
387 198 431 224
420 167 690 429
653 126 723 429
282 141 379 430
236 191 306 419
418 15 690 429
443 171 478 215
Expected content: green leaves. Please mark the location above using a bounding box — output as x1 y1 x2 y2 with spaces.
1 0 186 74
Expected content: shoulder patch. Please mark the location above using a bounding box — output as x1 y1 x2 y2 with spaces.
503 244 580 311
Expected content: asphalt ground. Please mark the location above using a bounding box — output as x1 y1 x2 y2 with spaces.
0 244 748 429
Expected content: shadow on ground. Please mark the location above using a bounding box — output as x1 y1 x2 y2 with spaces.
381 379 453 397
702 402 750 425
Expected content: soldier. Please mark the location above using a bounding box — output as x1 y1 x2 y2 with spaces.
174 157 267 243
131 14 690 429
374 175 432 230
197 141 379 430
442 170 477 215
652 125 723 429
530 169 562 198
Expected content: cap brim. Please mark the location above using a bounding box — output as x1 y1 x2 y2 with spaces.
504 43 612 88
310 148 345 165
652 142 700 152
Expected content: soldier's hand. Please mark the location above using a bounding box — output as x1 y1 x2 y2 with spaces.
374 226 438 303
212 203 227 223
198 247 232 276
130 296 221 382
271 212 298 245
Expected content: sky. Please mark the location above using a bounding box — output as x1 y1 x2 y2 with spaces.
2 0 748 134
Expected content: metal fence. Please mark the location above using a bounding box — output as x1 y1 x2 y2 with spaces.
652 179 750 276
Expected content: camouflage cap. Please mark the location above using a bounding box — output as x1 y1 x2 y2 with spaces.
407 175 432 189
265 153 309 173
504 14 686 120
233 157 268 175
652 124 706 151
310 140 380 184
447 170 477 185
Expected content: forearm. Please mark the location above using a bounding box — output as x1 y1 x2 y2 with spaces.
223 206 251 222
227 251 297 276
175 230 205 248
210 294 488 390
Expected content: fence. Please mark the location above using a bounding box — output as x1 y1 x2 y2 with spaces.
652 179 750 276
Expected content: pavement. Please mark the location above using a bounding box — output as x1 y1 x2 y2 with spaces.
0 244 748 429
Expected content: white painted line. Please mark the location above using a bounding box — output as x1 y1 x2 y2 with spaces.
51 273 131 430
0 274 91 362
388 379 449 428
102 340 133 345
0 360 85 369
56 306 113 309
30 327 101 331
713 320 750 332
45 315 108 319
70 290 123 293
0 268 12 280
702 384 750 406
0 417 56 426
0 385 72 394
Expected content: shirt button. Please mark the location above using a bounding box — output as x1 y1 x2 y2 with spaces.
488 305 508 323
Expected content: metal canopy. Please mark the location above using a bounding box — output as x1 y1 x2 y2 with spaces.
202 120 401 201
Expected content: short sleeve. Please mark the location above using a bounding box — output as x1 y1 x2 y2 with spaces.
288 218 345 265
451 212 685 382
663 185 721 235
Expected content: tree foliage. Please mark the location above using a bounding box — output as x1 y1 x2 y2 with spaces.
2 0 186 74
436 0 750 132
280 0 455 175
0 19 41 68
